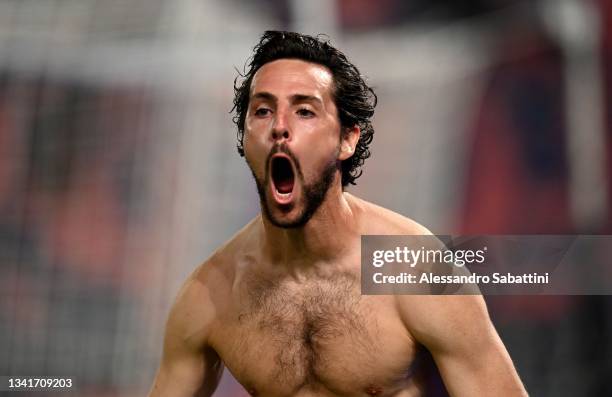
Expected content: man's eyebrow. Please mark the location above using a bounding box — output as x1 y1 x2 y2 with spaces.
250 92 323 106
291 94 323 105
251 92 277 102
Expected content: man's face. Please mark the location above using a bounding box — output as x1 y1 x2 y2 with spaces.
243 59 344 228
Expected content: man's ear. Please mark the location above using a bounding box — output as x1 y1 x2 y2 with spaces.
338 125 360 161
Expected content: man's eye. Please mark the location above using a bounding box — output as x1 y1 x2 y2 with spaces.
297 108 315 117
254 108 271 116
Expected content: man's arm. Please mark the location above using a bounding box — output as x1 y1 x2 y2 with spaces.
149 276 223 397
398 295 528 396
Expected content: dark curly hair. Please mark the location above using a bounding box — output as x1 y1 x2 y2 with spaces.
232 30 377 187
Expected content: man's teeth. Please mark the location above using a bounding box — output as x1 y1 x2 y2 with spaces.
276 189 291 198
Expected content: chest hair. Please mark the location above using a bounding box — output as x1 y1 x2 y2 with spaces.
238 270 378 383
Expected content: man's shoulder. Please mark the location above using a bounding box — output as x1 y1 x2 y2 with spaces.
347 196 490 335
167 217 262 339
190 215 261 290
348 194 432 236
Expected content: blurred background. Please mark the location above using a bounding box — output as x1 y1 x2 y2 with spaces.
0 0 610 395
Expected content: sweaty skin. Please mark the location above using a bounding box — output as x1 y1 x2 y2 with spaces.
149 59 528 397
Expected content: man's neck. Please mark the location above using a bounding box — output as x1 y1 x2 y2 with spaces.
260 186 360 269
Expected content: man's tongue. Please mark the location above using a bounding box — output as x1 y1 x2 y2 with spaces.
272 157 295 194
276 178 293 193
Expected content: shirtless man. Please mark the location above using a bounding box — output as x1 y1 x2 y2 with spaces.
148 31 528 397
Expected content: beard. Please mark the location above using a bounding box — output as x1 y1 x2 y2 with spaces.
249 143 338 229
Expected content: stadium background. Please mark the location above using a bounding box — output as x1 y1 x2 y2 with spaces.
0 0 611 395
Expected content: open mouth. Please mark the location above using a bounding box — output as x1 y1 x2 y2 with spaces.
270 155 295 202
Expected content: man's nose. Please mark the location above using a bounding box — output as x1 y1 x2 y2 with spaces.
271 111 291 142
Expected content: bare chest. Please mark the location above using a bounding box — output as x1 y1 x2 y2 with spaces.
211 272 423 397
